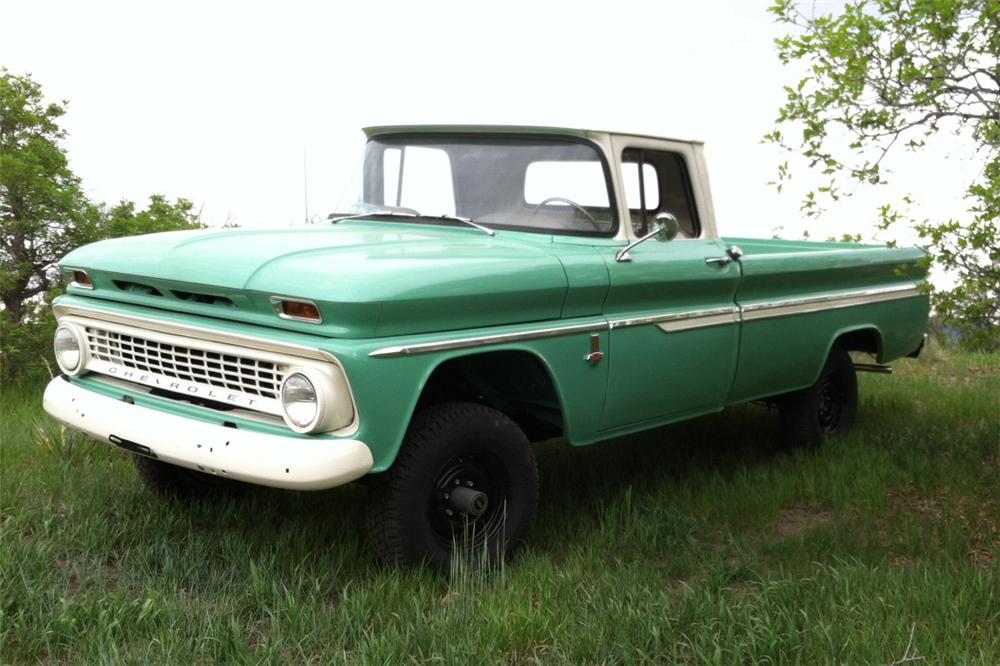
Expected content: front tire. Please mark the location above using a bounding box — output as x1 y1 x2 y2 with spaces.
779 345 858 448
366 402 539 572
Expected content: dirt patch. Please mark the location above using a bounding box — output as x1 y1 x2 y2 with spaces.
890 554 920 569
887 488 943 520
887 485 999 570
55 554 120 597
776 507 833 537
968 545 995 570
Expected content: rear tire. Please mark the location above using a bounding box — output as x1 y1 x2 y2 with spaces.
779 346 858 448
367 402 538 572
132 454 240 498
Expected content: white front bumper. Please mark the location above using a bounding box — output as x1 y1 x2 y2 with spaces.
43 376 374 490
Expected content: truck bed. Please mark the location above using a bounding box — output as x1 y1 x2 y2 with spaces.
719 236 928 404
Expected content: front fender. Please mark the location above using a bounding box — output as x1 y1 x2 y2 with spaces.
324 321 609 472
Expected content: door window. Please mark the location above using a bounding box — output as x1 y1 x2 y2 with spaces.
620 148 700 238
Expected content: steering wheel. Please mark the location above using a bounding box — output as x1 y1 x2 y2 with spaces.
530 197 602 231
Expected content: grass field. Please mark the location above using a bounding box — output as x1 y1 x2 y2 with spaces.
1 348 998 664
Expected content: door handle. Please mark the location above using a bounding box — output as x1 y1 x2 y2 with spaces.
705 245 743 266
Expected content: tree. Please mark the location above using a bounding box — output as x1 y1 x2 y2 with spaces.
766 0 999 349
100 195 203 238
1 70 204 381
0 69 97 325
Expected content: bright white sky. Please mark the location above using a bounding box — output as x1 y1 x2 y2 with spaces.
1 0 983 251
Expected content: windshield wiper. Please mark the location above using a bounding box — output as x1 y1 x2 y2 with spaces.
327 211 418 223
430 214 495 236
328 210 494 236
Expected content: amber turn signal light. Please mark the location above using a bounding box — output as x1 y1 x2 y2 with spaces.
274 298 322 323
72 270 93 288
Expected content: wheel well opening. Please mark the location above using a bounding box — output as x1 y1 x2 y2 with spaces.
417 351 564 442
835 328 882 359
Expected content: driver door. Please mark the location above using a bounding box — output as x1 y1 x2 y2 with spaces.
599 138 741 430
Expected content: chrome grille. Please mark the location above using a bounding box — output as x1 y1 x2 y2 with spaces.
85 326 285 399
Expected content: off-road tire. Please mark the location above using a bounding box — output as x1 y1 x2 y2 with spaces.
367 402 539 572
779 345 858 448
132 454 241 498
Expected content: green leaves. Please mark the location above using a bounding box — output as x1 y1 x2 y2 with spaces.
1 69 92 324
766 0 1000 349
100 195 202 239
0 70 206 381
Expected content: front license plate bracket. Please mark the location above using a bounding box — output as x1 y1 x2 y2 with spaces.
109 434 157 459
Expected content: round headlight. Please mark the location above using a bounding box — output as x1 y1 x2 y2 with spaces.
281 372 318 430
54 325 84 375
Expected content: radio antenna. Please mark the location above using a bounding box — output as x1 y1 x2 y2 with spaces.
303 148 310 223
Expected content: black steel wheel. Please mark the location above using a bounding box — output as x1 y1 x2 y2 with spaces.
779 345 858 448
816 375 846 434
367 402 538 571
429 452 510 550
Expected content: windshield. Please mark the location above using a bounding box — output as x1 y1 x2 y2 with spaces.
336 136 617 235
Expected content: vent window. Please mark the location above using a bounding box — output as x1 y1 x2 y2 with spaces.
172 291 235 307
113 281 163 297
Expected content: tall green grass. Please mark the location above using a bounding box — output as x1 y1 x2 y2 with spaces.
1 350 997 663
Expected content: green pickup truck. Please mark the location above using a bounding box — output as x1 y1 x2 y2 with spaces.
44 125 929 569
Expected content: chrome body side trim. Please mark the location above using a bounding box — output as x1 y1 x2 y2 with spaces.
740 283 921 321
53 303 337 362
368 321 608 358
608 306 739 331
368 284 921 359
657 310 741 333
369 307 739 358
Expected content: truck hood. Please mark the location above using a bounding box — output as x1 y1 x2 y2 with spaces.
60 222 581 338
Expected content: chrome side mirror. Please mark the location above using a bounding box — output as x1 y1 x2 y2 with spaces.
616 212 680 262
653 212 680 242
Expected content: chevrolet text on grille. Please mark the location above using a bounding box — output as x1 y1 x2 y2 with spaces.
103 366 260 408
